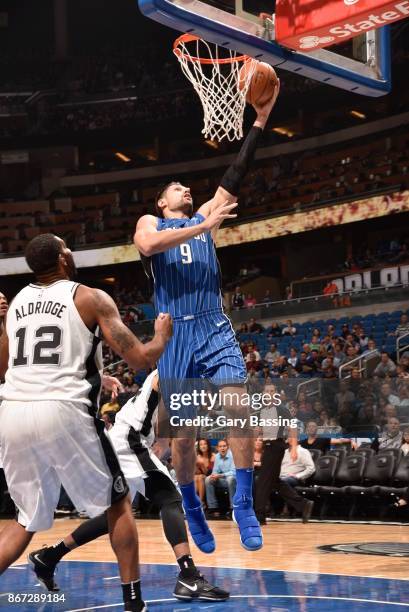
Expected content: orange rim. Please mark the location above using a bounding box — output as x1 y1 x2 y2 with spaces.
173 33 251 64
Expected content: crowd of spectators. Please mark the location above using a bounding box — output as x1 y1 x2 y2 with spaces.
235 313 409 438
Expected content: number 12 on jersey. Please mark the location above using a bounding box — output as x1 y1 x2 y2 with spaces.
180 243 192 264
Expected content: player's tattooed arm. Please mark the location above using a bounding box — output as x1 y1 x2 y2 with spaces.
92 289 172 370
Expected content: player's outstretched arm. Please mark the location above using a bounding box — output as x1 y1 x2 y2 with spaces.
198 79 281 223
78 287 173 370
134 205 237 256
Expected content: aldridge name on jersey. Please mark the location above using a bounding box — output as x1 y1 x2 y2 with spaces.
15 301 67 321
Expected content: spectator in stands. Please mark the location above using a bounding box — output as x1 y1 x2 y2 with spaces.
285 286 293 300
357 399 377 427
245 351 262 372
396 383 409 420
247 342 261 360
394 313 409 337
344 333 361 354
298 351 317 377
373 352 397 378
321 355 338 379
261 290 272 304
280 441 315 487
195 439 215 505
400 428 409 456
271 356 288 377
323 280 340 307
327 324 337 340
249 317 264 334
238 322 248 333
288 348 299 369
296 391 314 422
318 409 331 428
335 381 356 414
231 286 245 310
356 326 369 350
247 367 261 394
311 399 325 420
309 335 321 352
378 403 399 428
282 320 297 336
332 343 347 367
301 421 331 453
259 365 272 384
397 364 409 379
341 323 350 339
244 293 257 308
288 401 304 433
372 417 403 451
362 339 379 356
264 343 280 365
379 382 400 409
269 322 282 337
300 421 331 454
205 440 236 515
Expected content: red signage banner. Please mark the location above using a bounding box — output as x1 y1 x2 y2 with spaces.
276 0 409 51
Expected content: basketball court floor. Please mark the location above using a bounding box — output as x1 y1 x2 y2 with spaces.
2 518 408 611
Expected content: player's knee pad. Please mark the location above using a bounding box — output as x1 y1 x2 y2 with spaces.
160 500 188 548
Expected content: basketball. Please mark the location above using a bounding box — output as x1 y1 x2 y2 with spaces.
239 60 278 106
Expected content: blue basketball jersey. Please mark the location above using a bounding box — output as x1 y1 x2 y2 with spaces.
151 213 222 317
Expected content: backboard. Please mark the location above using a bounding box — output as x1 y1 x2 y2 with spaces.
137 0 391 96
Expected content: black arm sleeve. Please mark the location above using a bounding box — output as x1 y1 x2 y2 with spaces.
220 126 263 197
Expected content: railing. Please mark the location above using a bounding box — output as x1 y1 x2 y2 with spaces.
230 283 409 324
397 331 409 364
338 350 380 380
296 377 321 401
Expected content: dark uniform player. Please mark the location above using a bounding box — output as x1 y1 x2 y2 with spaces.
28 371 229 602
134 86 280 554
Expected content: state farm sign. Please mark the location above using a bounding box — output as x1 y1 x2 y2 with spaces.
276 0 409 51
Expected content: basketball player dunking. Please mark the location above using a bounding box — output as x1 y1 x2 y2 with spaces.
134 86 280 553
0 234 172 612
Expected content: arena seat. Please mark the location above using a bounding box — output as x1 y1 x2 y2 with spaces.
318 453 368 519
295 455 338 499
327 448 348 462
308 449 322 463
354 448 376 461
377 455 409 498
347 454 396 497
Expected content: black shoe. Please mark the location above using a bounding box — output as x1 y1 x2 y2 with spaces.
27 548 59 592
173 572 229 601
302 500 314 523
256 514 266 525
124 602 147 612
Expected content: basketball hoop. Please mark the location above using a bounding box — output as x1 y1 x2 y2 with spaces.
173 34 256 142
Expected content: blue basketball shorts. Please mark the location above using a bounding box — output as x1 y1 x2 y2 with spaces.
157 308 247 416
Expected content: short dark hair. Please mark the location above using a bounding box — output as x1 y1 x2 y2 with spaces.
25 233 62 275
154 181 180 217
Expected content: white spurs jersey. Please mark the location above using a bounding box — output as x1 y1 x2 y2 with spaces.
110 370 159 451
2 280 102 407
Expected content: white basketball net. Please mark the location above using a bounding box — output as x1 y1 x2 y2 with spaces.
173 36 256 142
